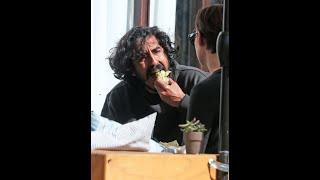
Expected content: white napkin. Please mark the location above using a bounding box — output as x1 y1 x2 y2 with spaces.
91 113 157 151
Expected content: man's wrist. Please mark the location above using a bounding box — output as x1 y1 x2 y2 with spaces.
178 94 189 110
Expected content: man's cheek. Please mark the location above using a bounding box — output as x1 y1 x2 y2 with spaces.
134 67 146 81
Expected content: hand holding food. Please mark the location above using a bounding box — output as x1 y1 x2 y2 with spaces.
153 70 186 107
155 70 171 85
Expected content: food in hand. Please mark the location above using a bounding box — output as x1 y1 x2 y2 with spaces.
159 140 179 147
155 70 171 84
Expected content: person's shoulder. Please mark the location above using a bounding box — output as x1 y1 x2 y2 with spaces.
107 80 133 96
109 81 128 91
172 61 209 91
189 80 210 102
206 69 221 82
175 63 209 77
192 70 221 93
191 78 211 93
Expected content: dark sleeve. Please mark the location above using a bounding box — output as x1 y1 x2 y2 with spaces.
187 84 212 123
101 88 135 124
100 90 119 121
176 69 210 111
100 85 147 124
187 78 221 153
187 81 220 127
179 94 190 110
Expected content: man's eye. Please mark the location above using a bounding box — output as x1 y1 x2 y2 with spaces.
154 47 161 53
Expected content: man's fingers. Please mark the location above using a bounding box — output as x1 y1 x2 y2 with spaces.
154 78 169 90
154 86 167 97
168 78 174 85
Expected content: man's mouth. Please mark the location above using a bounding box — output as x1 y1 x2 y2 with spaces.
146 64 165 80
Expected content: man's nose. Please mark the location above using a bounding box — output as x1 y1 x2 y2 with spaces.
146 50 158 65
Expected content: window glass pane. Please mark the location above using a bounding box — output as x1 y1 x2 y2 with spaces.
91 0 130 113
149 0 176 41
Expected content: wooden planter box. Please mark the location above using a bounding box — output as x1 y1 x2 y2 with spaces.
91 150 217 180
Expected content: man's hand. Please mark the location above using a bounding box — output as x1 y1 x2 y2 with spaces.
154 78 185 107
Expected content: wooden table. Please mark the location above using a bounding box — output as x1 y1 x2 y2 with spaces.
91 150 217 180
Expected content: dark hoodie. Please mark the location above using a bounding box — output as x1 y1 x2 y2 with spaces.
101 61 209 144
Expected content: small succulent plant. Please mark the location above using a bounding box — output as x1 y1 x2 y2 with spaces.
178 118 207 133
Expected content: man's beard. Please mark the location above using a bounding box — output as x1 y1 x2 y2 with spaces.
146 64 165 80
140 64 166 94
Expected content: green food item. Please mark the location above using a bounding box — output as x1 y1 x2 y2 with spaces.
155 70 171 84
159 140 180 147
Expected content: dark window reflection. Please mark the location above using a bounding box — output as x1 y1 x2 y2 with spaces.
174 0 223 68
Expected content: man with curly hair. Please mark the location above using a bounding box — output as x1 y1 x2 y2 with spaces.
101 26 208 145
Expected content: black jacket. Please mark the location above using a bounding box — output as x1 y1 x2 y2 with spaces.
101 61 209 144
187 69 221 153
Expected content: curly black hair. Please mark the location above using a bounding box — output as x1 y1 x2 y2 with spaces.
107 26 177 81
